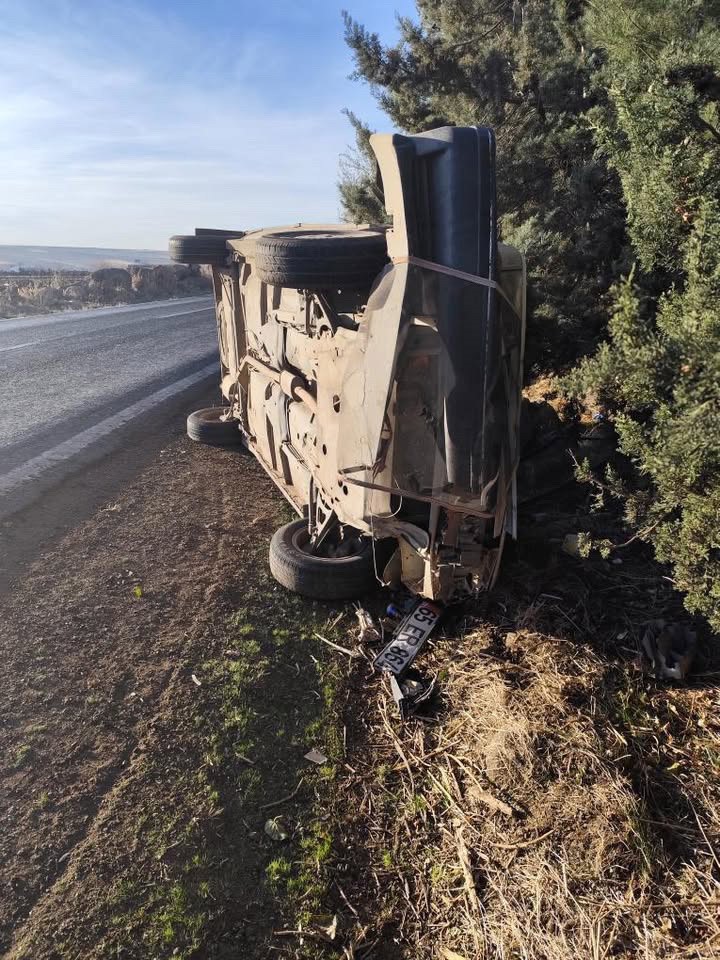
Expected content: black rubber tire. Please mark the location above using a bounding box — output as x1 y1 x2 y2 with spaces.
269 519 379 600
187 407 243 446
169 235 232 266
254 228 388 289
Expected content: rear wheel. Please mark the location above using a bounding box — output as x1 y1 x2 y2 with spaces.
269 519 379 600
254 228 387 290
187 407 243 446
169 234 234 266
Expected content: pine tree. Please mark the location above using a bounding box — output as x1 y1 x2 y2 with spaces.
567 0 720 630
340 0 630 369
337 111 388 224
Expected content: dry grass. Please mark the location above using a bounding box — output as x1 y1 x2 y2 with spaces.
0 266 210 318
334 609 720 959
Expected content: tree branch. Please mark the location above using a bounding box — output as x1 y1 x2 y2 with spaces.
447 19 505 50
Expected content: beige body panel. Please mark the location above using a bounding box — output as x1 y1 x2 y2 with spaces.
210 227 524 601
191 127 526 602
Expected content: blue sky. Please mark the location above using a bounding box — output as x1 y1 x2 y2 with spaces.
0 0 415 248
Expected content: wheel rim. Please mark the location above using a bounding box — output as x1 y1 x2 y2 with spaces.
291 526 367 563
201 408 229 423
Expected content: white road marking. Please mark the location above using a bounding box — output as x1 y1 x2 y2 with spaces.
0 362 218 497
0 306 214 354
0 341 39 353
0 332 77 353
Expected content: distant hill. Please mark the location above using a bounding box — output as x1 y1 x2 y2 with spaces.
0 244 170 272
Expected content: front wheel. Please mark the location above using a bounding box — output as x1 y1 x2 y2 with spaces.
187 407 243 446
269 519 379 601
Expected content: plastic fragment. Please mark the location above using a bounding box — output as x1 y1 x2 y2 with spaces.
561 533 581 557
354 605 381 644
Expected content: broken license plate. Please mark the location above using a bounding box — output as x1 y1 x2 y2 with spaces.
374 601 442 676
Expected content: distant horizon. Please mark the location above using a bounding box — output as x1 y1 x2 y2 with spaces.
0 242 167 253
0 242 171 271
0 0 413 248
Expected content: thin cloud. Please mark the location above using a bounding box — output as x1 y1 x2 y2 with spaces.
0 0 409 247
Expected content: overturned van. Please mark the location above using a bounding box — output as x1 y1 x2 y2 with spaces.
170 126 526 603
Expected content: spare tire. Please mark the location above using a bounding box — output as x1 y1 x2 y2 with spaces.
169 235 232 266
187 407 243 446
269 519 379 600
254 228 388 289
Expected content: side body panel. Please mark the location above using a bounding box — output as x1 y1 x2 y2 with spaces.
204 129 525 601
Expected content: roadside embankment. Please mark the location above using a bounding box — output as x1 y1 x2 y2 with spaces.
0 264 211 319
0 430 349 959
1 416 718 959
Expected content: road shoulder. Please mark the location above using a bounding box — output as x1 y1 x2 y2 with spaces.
0 433 348 959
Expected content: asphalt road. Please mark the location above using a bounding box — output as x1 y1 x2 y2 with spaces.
0 296 219 526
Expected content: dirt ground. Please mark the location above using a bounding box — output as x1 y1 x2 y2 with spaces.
0 423 349 959
2 406 719 960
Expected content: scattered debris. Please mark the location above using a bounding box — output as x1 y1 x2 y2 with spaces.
380 616 399 634
388 674 404 712
264 817 289 841
561 532 581 557
642 619 697 680
318 914 338 942
388 670 437 720
132 584 143 599
354 604 382 644
304 748 328 766
224 648 242 659
190 674 202 687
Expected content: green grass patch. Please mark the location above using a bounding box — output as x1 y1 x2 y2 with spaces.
33 790 50 811
70 516 353 959
13 744 33 768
